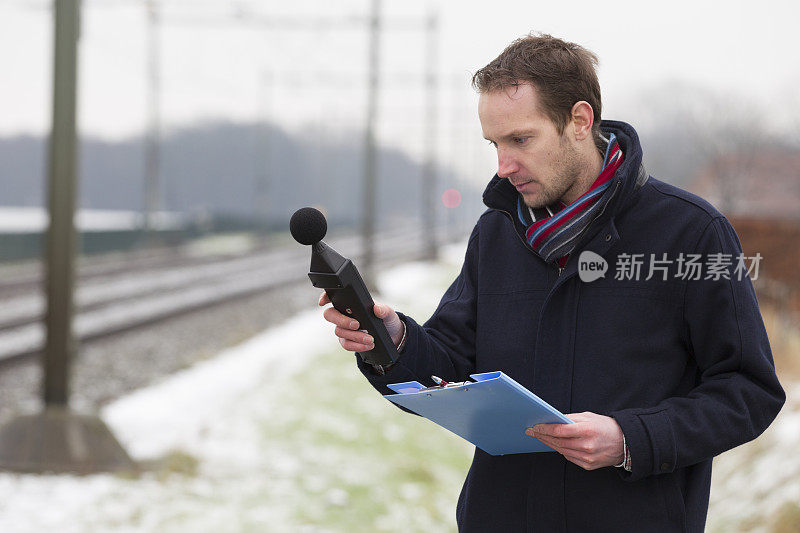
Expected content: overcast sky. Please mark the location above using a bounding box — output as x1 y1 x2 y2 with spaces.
1 0 798 181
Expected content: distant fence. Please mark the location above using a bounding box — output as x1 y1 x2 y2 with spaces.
0 230 190 261
0 207 190 261
0 207 307 261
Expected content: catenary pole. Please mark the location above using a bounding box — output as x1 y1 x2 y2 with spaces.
42 0 82 405
360 0 380 288
144 0 162 239
0 0 134 475
421 9 439 260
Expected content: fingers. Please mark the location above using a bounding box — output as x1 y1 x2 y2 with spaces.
528 421 584 439
319 291 376 352
529 433 592 454
560 445 612 471
322 306 358 329
373 302 405 346
338 336 375 352
526 430 582 453
334 326 374 350
561 451 601 471
325 309 373 352
529 432 602 470
319 292 395 327
525 412 625 471
319 293 404 352
526 416 590 455
374 303 394 319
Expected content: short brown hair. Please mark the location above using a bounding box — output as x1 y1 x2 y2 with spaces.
472 33 602 138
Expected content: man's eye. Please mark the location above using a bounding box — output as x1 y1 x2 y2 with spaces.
513 137 528 144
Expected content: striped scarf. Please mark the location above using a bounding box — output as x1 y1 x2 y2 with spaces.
517 134 624 267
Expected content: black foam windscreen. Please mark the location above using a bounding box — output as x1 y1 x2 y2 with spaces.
290 207 328 245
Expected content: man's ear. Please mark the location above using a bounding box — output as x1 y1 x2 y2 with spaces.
570 101 594 141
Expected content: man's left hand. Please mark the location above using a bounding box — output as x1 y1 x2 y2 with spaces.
526 412 624 470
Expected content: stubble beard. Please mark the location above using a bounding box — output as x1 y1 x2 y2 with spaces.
521 137 583 209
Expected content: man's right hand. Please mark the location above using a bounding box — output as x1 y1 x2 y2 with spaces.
318 292 405 352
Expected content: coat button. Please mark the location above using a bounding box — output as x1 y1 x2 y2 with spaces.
660 462 671 472
605 234 612 241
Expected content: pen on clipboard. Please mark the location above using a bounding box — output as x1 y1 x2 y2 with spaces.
430 376 470 389
431 375 449 387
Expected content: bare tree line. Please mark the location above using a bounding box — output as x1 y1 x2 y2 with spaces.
632 80 800 218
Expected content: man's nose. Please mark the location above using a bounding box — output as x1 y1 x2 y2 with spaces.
497 149 519 178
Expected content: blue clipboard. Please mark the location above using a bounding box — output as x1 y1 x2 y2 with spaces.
384 371 572 455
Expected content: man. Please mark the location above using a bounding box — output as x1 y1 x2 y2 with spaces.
319 34 784 532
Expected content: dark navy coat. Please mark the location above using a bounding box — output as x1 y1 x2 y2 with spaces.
358 120 784 532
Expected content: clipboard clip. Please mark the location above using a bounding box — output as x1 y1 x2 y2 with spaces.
387 375 471 394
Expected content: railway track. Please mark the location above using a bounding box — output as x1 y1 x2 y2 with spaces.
0 245 226 298
0 225 441 366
